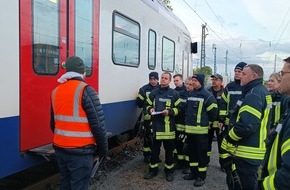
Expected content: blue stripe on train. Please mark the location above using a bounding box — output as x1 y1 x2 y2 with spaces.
102 100 139 136
0 116 43 178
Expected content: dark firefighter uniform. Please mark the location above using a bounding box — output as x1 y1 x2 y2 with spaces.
218 79 244 166
269 91 290 129
136 82 158 162
206 85 224 167
145 85 180 176
184 74 218 186
173 84 188 169
256 104 290 190
221 78 272 190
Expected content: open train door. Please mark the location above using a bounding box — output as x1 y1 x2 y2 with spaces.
20 0 99 151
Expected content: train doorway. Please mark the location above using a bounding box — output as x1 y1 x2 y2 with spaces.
19 0 99 151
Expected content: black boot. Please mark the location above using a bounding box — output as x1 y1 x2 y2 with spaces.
194 177 205 187
182 166 191 174
183 173 197 180
166 173 174 182
144 171 157 179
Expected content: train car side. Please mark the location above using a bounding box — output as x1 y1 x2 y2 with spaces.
0 0 192 178
99 0 192 136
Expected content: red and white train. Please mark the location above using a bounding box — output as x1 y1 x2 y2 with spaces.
0 0 195 178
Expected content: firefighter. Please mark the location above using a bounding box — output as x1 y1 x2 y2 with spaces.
172 74 188 172
143 72 181 182
206 73 224 170
183 74 218 187
256 56 290 190
218 62 247 188
267 72 290 129
221 64 272 190
136 72 159 163
218 62 247 132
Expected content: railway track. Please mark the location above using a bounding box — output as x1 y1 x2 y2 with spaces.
0 137 142 190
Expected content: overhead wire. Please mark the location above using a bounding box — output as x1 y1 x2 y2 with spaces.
179 0 241 59
267 7 290 64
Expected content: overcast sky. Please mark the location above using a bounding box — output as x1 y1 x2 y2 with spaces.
170 0 290 80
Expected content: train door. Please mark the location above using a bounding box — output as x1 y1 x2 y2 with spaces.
19 0 99 151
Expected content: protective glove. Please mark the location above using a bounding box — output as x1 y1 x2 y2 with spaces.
95 146 107 160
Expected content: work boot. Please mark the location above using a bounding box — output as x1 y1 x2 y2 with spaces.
194 177 205 187
166 173 174 182
182 166 191 174
174 163 182 170
183 173 196 180
144 171 157 179
143 156 150 163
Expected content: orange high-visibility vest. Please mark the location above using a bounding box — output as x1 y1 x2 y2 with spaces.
51 80 96 148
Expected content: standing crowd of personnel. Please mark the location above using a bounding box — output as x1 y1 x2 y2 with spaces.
49 55 290 190
137 57 290 189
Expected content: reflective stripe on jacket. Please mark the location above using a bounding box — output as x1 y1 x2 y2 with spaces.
52 80 96 148
185 88 218 134
136 83 158 121
227 79 272 164
261 108 290 190
146 86 181 140
218 80 243 125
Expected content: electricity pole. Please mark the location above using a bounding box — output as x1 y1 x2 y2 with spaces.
200 24 207 68
212 44 217 74
225 50 228 76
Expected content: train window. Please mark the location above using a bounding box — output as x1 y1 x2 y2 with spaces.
75 0 93 76
32 0 59 75
112 12 140 67
148 30 156 70
162 37 175 72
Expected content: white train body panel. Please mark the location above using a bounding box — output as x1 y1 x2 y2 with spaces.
99 0 192 103
0 1 19 118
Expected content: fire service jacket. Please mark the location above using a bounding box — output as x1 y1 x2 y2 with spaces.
185 87 218 134
222 78 272 165
136 83 158 121
146 86 181 140
219 79 243 126
260 107 290 190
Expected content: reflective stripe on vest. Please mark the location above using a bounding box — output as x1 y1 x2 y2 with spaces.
52 80 95 148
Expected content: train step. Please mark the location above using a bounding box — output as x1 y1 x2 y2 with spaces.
28 144 55 161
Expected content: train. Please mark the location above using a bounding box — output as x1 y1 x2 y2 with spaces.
0 0 195 178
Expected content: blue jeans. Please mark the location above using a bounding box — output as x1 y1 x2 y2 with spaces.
55 149 93 190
